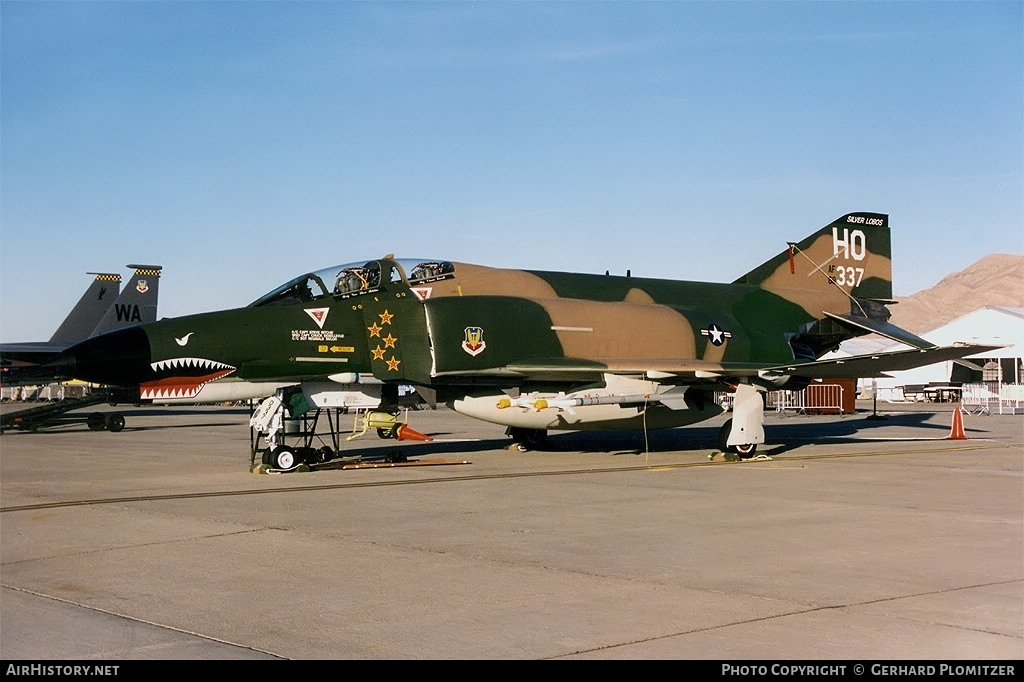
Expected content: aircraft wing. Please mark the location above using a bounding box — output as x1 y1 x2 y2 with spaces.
0 342 67 366
434 358 756 382
434 343 1003 385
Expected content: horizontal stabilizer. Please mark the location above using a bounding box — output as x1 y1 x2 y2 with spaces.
823 311 934 350
764 343 1004 379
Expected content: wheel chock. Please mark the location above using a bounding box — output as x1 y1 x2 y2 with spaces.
250 463 311 475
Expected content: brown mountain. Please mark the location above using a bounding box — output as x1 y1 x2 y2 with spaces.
888 253 1024 334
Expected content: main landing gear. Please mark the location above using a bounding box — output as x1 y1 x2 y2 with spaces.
506 426 547 452
717 383 765 459
718 419 756 458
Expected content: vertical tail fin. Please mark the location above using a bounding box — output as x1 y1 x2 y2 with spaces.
735 213 908 355
734 212 893 304
89 264 162 337
48 272 122 345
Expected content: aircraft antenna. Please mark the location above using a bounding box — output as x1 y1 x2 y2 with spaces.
787 243 868 317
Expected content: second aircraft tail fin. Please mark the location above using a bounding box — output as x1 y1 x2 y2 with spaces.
48 272 122 346
89 264 162 337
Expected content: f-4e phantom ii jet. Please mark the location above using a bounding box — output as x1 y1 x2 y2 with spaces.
52 213 997 464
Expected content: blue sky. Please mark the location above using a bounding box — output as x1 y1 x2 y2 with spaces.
2 1 1021 342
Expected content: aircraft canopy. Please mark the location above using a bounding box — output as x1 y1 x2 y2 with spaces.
249 258 456 307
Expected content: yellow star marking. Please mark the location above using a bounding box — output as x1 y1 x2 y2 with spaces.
386 357 401 371
378 309 394 325
371 346 386 360
367 322 382 338
383 334 398 349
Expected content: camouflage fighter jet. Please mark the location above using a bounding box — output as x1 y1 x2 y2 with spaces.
52 213 996 465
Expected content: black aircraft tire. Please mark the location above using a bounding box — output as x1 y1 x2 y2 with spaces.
734 442 757 458
717 420 731 451
270 446 299 470
105 413 126 433
718 420 756 459
87 413 106 431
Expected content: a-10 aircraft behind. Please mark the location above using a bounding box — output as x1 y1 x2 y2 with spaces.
50 212 997 468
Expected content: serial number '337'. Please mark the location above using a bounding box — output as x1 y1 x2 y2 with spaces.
830 265 865 287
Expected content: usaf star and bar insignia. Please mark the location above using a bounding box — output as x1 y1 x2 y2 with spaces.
700 323 732 347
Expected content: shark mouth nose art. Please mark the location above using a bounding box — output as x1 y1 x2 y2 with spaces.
140 357 236 399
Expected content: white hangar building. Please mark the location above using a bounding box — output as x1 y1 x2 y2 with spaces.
835 306 1024 410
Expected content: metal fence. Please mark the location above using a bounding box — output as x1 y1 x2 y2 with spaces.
1 384 93 402
767 384 845 416
961 382 1024 415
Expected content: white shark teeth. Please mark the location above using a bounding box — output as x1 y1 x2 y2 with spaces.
150 357 235 373
142 386 204 400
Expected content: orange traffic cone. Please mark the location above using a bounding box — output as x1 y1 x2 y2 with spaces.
395 423 433 442
948 405 967 440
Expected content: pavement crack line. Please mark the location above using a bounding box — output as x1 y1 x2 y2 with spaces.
1 528 268 568
549 577 1024 658
0 583 287 659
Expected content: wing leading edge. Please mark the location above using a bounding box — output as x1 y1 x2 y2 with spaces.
439 343 1002 385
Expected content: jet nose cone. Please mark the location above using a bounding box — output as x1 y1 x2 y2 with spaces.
61 326 153 386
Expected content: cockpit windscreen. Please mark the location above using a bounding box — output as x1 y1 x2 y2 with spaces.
248 259 456 307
